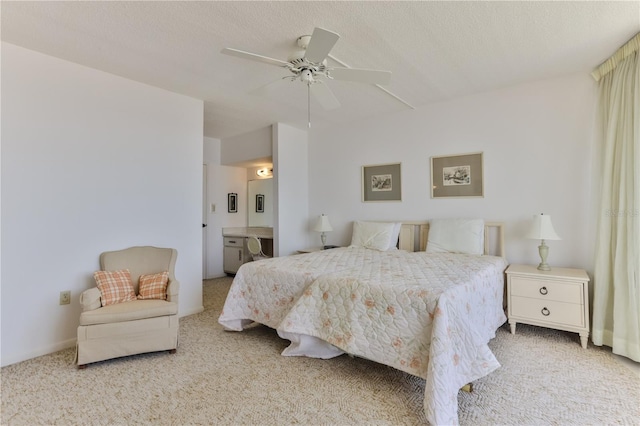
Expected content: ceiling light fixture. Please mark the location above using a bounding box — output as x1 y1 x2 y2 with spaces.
256 168 273 177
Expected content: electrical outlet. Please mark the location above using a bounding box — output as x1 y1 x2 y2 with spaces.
59 291 71 305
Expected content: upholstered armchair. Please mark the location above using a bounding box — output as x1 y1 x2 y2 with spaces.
76 246 180 368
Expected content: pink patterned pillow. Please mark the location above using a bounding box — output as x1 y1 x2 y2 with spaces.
94 269 137 306
137 271 169 300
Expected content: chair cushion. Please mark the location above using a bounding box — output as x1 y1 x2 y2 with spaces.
79 299 178 326
94 269 137 306
137 271 169 300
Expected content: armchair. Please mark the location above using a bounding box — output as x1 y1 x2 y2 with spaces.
76 246 180 368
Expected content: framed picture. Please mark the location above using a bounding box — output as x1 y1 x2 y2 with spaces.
362 163 402 202
431 152 484 198
256 194 264 213
227 193 237 213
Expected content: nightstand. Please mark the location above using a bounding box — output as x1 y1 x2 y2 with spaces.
297 246 341 254
506 264 590 349
297 247 324 254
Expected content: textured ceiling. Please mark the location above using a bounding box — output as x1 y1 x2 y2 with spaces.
2 1 639 139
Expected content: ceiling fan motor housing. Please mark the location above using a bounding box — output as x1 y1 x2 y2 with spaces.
300 69 314 83
296 35 312 49
287 48 306 63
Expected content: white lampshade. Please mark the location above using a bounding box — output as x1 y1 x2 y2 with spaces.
526 214 561 241
313 214 333 233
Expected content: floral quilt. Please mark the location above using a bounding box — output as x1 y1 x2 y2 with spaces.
218 247 508 425
219 247 405 330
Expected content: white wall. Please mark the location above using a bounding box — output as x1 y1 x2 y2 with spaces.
1 43 204 366
203 137 247 278
247 178 274 227
309 73 598 272
220 125 272 166
273 123 310 256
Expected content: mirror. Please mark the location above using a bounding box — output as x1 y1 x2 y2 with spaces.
248 178 273 227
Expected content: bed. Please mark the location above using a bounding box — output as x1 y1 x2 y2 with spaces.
219 219 508 425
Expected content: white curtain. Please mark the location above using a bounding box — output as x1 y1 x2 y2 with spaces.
592 33 640 362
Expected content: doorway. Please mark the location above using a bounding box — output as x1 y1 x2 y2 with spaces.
202 164 208 279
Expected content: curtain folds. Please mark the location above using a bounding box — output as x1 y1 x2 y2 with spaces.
592 33 640 362
592 33 640 82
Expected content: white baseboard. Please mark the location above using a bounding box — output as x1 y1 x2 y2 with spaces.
2 305 205 368
1 338 76 368
180 305 204 317
204 274 229 280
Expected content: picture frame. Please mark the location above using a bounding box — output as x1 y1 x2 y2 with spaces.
362 162 402 202
227 193 238 213
430 152 484 198
256 194 264 213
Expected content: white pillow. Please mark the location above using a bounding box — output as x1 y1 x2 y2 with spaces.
426 218 485 255
350 221 397 251
388 222 402 250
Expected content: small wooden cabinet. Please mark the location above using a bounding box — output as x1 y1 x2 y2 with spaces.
297 246 341 254
506 264 590 348
223 235 274 275
223 237 249 275
297 247 324 254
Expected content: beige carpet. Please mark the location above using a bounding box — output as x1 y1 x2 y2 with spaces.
2 277 638 425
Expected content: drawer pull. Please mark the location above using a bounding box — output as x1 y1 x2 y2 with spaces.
229 240 237 244
539 286 548 295
541 307 550 316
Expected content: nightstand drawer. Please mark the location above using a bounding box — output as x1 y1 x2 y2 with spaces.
510 296 584 327
510 277 583 304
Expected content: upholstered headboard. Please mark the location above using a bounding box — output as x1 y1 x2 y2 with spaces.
398 221 505 257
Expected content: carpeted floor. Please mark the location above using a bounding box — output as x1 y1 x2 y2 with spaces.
1 277 638 425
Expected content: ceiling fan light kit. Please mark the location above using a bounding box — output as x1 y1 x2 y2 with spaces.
222 27 398 127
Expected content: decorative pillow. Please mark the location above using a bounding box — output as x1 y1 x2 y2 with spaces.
94 269 137 307
137 271 169 300
349 221 398 251
388 222 403 250
426 218 485 255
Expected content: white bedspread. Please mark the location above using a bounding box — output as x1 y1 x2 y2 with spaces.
218 247 508 425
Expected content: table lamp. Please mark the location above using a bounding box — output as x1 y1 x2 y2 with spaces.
313 214 333 248
526 213 561 271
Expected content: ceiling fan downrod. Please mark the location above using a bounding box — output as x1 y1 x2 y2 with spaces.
307 83 311 129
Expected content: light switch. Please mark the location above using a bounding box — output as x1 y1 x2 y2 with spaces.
210 203 216 213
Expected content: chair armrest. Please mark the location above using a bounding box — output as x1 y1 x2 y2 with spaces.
167 279 180 305
79 287 102 312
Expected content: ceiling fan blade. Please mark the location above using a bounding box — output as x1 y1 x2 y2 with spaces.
310 82 341 110
221 48 289 67
304 27 340 64
329 67 392 85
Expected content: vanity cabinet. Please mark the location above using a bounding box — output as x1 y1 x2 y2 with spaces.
223 237 249 275
223 233 274 275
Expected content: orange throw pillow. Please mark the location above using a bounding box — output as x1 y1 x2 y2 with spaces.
94 269 137 306
137 271 169 300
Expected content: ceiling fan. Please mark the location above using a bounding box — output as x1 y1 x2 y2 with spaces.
221 27 394 127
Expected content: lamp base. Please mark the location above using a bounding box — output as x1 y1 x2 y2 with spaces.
320 232 327 247
537 240 552 271
537 262 551 271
